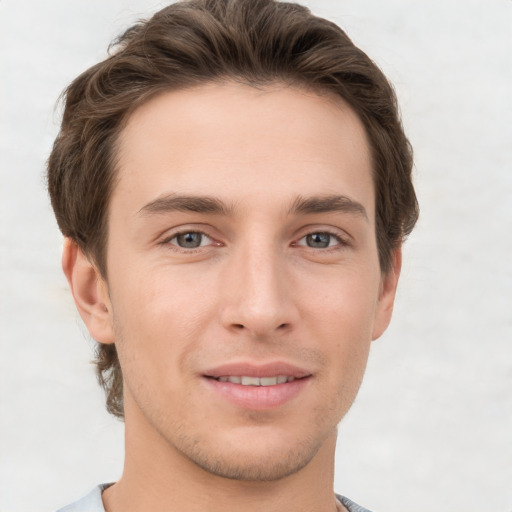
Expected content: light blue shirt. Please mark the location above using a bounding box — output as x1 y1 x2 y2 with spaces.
56 484 112 512
56 484 373 512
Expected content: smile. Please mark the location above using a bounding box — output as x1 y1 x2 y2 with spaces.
215 376 296 386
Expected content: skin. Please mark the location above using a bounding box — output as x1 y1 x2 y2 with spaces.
63 82 401 512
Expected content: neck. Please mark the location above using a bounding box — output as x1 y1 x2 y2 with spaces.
103 394 342 512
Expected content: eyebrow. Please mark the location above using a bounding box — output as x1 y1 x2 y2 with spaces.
138 194 233 217
137 193 368 221
289 194 368 221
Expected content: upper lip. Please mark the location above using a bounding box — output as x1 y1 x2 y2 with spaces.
203 361 312 379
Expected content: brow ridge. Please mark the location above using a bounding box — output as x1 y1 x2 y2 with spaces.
289 194 368 221
138 194 232 216
138 193 368 221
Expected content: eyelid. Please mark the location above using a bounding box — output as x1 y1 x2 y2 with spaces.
159 225 221 249
295 232 346 248
169 231 213 247
293 225 352 247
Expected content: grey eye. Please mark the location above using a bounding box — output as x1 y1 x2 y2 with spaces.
305 232 332 248
174 232 205 248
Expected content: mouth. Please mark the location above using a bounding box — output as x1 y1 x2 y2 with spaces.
211 375 298 386
203 362 312 410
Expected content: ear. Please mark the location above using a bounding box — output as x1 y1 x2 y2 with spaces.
371 247 402 341
62 238 115 344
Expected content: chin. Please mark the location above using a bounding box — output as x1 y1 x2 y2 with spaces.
173 426 332 482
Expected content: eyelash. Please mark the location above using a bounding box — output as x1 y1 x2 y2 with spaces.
294 231 348 251
161 229 349 252
162 229 218 252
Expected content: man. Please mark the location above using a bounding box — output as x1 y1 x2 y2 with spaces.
48 0 418 510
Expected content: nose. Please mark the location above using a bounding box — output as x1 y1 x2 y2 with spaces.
219 245 299 338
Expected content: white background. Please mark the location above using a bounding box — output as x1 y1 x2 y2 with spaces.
0 1 511 511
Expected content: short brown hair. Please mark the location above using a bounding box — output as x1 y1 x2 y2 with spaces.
47 0 419 419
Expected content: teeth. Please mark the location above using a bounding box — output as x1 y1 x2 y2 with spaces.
241 376 260 386
217 375 294 386
260 377 277 386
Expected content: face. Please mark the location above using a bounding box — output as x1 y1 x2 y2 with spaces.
86 82 399 481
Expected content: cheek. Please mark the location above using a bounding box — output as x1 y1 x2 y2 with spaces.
305 266 380 335
109 269 218 369
315 297 374 417
113 264 210 324
303 269 379 381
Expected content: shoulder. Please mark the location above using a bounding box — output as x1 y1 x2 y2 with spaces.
337 494 374 512
56 483 112 512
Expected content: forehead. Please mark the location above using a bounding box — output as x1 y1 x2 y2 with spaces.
113 81 374 220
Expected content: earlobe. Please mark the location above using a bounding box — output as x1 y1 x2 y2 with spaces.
371 248 402 341
62 238 115 344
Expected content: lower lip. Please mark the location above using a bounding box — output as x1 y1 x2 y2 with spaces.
204 377 311 410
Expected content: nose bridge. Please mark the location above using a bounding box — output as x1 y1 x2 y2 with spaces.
221 237 296 336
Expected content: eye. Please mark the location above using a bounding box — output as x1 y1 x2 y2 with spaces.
168 231 213 249
296 232 342 249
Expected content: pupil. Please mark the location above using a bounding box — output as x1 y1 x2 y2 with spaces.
177 232 202 248
307 233 330 248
